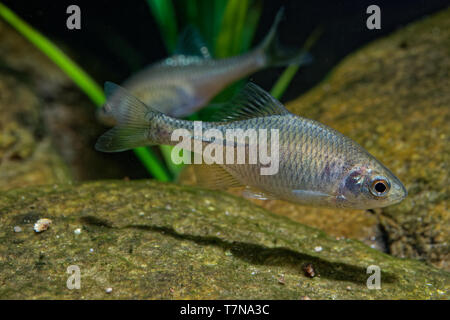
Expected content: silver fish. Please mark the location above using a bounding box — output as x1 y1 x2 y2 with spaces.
98 9 311 122
95 82 407 210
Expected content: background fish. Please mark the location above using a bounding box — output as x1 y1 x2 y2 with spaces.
95 82 407 210
98 9 311 123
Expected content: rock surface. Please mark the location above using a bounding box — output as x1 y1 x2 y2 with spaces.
0 73 72 190
0 19 147 187
0 181 448 299
183 9 450 270
180 167 383 250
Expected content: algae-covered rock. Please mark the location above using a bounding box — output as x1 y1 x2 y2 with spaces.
0 73 72 190
179 167 383 250
0 19 141 185
283 9 450 270
0 180 448 299
0 19 73 190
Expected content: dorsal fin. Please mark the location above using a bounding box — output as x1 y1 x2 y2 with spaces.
211 83 291 122
174 25 212 59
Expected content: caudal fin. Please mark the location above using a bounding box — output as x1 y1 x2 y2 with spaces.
95 82 160 152
259 8 313 67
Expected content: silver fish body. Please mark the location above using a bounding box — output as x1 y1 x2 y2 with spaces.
98 9 310 121
95 82 407 210
123 51 266 117
215 116 406 209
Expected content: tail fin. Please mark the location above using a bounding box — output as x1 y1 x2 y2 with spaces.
258 8 313 67
95 82 160 152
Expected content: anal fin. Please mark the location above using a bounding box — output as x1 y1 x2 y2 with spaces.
242 186 278 201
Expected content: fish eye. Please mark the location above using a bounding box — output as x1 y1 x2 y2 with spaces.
369 177 390 197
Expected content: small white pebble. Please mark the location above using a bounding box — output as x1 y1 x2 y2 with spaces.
34 218 52 233
89 248 94 252
314 246 323 252
13 226 22 233
74 228 82 235
105 287 113 293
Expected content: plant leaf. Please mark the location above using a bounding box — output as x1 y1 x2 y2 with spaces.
146 0 178 52
270 26 323 99
0 3 171 181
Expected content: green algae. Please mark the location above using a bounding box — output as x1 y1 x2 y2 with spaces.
0 180 448 299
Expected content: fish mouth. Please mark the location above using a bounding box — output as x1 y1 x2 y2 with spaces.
400 183 408 199
390 180 408 203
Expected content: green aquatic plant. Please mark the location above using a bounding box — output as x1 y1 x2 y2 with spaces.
146 0 178 53
0 2 171 181
147 0 315 177
0 1 313 182
147 0 264 177
0 2 104 106
270 26 322 99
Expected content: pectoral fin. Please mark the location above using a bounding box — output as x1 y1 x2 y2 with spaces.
193 164 243 190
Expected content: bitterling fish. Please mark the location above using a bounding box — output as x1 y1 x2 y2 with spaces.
98 9 311 121
95 82 407 210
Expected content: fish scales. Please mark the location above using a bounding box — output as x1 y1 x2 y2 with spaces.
96 82 407 209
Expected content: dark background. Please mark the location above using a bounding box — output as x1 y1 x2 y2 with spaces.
3 0 449 102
